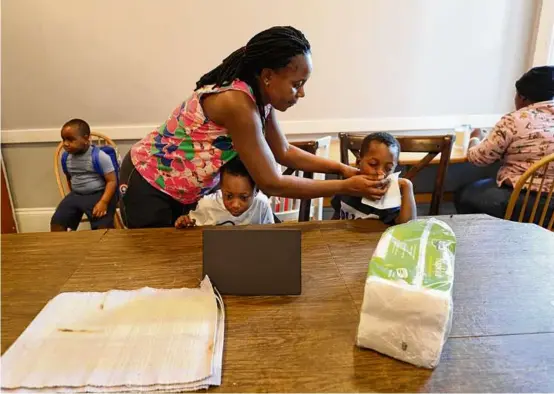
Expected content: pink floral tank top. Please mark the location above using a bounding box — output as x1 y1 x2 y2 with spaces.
131 80 263 204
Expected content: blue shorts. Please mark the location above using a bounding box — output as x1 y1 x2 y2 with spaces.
51 190 117 230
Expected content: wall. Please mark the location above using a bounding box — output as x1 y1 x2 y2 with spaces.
0 0 540 228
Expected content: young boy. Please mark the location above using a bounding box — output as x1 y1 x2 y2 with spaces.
332 132 416 224
175 157 274 228
51 119 117 231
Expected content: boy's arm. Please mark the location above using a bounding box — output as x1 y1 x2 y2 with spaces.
92 172 116 218
65 174 72 191
396 178 417 224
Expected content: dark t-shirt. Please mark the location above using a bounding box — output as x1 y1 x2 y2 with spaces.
331 195 400 225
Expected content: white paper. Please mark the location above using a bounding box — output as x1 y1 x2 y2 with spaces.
1 276 224 393
361 172 401 210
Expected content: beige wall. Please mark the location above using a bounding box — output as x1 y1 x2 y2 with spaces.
2 0 538 131
1 0 540 211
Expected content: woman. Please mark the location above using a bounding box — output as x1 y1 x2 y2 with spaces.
120 26 389 228
455 66 554 220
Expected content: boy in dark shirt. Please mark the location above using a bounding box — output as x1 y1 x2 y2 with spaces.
332 132 416 224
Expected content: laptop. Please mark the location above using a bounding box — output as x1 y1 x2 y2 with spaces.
202 228 301 295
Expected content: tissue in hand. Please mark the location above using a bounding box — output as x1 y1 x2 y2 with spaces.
356 218 456 368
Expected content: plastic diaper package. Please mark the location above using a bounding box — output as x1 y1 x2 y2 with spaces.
356 218 456 369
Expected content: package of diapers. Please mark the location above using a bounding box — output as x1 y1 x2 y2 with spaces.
356 218 456 369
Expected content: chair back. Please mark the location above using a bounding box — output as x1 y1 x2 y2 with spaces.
504 152 554 230
339 133 454 215
270 140 318 222
54 131 124 229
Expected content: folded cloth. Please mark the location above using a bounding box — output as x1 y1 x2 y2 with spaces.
1 276 224 393
356 218 456 368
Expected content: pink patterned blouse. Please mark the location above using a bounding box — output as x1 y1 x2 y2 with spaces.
468 100 554 192
131 80 267 204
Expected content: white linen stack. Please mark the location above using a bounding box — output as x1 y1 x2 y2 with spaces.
1 277 224 393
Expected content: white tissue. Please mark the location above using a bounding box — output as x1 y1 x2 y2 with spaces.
361 172 401 210
356 218 456 369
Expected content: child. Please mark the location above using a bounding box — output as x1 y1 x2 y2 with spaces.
175 157 274 228
332 132 416 224
51 119 117 231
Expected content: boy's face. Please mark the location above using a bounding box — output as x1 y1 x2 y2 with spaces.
358 141 398 180
220 174 256 217
61 126 89 154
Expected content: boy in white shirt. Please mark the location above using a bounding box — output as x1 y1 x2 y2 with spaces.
175 157 274 228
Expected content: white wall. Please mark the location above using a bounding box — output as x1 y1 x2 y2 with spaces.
2 0 538 134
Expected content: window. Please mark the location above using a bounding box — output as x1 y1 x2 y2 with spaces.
533 0 554 66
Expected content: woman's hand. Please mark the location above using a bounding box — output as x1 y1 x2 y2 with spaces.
470 128 487 141
339 164 360 179
175 215 196 229
343 175 390 200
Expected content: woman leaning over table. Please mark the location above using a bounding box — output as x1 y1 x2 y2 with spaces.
119 26 389 228
455 66 554 221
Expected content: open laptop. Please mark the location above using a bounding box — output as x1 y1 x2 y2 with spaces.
202 228 301 295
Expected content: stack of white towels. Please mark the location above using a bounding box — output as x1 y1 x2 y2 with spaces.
1 277 224 393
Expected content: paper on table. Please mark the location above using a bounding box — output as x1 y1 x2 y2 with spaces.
361 172 402 210
1 276 224 393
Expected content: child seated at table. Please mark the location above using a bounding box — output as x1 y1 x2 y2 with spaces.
332 132 416 225
175 157 274 228
51 119 117 231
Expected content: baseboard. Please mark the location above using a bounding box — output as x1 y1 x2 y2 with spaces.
1 114 502 144
15 208 91 233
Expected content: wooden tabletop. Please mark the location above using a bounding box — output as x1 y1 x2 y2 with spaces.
2 215 553 392
399 147 468 165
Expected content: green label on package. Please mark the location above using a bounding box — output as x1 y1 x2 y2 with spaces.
368 218 456 292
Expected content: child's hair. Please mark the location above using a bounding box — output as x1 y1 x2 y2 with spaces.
220 157 256 189
360 132 401 159
62 118 91 137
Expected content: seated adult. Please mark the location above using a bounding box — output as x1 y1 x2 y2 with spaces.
455 66 554 222
119 26 388 228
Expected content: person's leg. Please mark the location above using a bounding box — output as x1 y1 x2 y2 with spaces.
455 178 513 219
510 189 554 224
50 192 84 231
119 152 176 228
83 191 116 230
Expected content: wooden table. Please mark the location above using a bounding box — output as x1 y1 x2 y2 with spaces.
2 215 553 392
399 147 468 166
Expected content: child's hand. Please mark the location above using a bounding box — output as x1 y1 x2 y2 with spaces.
175 215 196 229
92 201 108 218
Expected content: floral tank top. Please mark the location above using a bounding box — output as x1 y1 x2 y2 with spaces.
131 80 264 204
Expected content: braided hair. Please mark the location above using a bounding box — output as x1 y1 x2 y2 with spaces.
515 66 554 103
196 26 311 126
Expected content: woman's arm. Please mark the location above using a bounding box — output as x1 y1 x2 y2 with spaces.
203 91 386 200
467 116 514 167
265 109 358 178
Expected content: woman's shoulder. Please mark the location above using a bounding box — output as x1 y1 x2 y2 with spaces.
198 79 255 102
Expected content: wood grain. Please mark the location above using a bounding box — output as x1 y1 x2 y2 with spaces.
2 215 553 392
329 215 554 337
1 230 107 352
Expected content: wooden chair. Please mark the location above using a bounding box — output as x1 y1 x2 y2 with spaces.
270 140 319 222
339 133 454 215
54 131 124 229
504 152 554 230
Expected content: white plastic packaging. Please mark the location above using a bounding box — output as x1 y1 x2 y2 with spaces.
356 218 456 368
